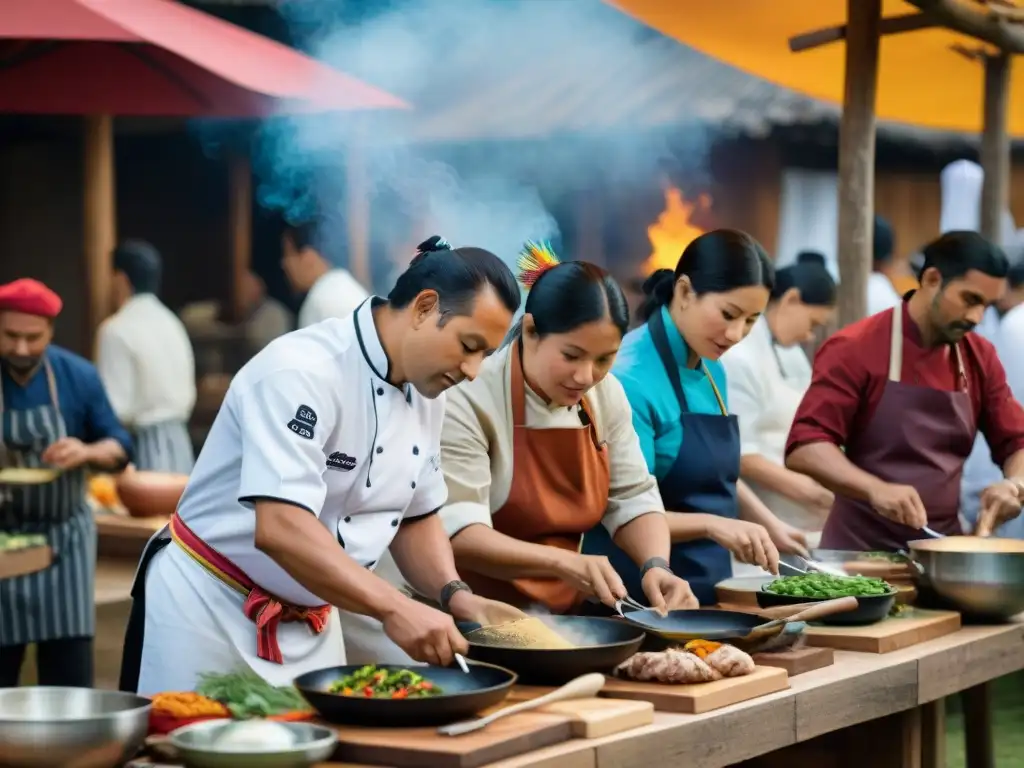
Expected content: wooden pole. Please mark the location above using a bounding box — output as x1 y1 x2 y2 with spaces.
835 0 881 328
83 114 116 357
979 53 1011 244
227 154 253 324
345 143 371 289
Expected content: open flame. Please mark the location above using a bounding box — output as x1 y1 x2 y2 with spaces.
643 187 711 274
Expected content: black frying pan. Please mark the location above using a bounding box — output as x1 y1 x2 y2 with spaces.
294 661 517 727
457 615 645 685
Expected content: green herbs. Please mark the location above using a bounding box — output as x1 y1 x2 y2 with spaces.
196 670 310 719
0 533 47 553
765 573 894 599
328 665 443 699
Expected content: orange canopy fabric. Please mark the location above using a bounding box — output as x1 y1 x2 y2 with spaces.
608 0 1024 135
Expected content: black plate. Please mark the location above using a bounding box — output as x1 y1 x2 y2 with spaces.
756 588 896 625
457 616 645 685
294 662 516 727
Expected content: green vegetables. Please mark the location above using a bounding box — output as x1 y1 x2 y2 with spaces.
0 533 47 553
765 573 894 599
196 670 310 719
328 665 443 699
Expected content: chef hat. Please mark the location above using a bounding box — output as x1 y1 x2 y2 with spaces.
0 278 63 319
939 159 1017 246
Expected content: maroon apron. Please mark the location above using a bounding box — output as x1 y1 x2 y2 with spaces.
820 306 975 551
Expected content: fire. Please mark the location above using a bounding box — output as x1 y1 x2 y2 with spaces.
643 187 710 274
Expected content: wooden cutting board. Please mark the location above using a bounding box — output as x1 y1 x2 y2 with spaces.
0 546 52 580
330 710 572 768
802 608 961 653
715 577 771 607
598 665 788 714
752 646 834 675
502 693 654 737
96 514 167 559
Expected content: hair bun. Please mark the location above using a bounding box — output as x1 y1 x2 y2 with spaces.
416 235 453 255
641 269 674 299
797 250 826 267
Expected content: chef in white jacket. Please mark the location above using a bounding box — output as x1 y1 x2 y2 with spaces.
723 253 837 571
96 240 196 473
119 236 525 695
281 221 370 328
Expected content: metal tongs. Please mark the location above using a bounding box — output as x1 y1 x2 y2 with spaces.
613 594 650 617
778 554 849 579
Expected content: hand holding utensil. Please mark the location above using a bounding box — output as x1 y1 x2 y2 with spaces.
437 673 606 736
454 653 470 674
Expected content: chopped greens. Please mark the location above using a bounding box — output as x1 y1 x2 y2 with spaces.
765 573 894 599
0 533 47 553
328 665 443 699
196 670 310 719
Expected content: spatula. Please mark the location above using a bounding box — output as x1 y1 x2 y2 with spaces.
741 596 859 643
437 673 606 736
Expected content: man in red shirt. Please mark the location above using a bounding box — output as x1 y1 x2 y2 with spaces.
786 231 1024 551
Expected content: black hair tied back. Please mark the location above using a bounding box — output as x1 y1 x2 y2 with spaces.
642 269 676 305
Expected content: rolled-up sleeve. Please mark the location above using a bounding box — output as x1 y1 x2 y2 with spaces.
723 353 766 457
439 388 494 538
975 339 1024 467
236 370 334 516
786 334 866 456
600 375 665 537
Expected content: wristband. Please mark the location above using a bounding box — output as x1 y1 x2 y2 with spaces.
640 557 672 580
439 580 472 613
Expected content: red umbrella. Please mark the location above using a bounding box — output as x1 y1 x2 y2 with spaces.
0 0 407 114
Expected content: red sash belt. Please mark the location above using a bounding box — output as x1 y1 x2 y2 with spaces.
169 513 332 665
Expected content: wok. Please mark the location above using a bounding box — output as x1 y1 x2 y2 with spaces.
907 536 1024 620
619 596 858 646
457 616 645 685
0 686 151 768
294 662 516 727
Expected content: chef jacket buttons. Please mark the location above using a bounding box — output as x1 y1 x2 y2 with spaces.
412 446 419 455
376 387 384 396
344 516 351 523
411 481 416 489
366 561 376 569
376 446 383 454
391 518 400 527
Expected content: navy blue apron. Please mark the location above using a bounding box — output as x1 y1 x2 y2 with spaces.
583 308 741 605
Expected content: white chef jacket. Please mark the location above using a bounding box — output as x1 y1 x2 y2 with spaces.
723 317 823 546
961 304 1024 537
297 268 370 328
136 297 448 693
867 272 902 318
95 293 196 427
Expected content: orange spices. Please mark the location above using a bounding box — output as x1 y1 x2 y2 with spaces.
151 691 229 718
682 639 723 659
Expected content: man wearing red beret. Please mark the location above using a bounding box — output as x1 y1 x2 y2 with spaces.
0 279 133 688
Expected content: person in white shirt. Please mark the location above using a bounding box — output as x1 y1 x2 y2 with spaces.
118 236 526 695
281 221 370 328
96 241 196 473
867 216 904 317
723 253 837 568
961 261 1024 536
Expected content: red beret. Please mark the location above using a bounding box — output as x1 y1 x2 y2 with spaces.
0 279 63 319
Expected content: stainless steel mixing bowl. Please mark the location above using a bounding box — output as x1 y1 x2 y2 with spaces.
169 719 337 768
908 537 1024 619
0 687 151 768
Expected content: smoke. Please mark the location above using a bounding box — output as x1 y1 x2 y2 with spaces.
239 0 715 285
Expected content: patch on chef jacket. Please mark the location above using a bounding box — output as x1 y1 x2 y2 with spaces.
287 404 317 440
326 451 357 472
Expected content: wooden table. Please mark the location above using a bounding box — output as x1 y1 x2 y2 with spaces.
462 621 1024 768
0 545 51 579
96 513 166 560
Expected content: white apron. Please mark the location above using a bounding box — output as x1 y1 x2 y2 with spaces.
341 551 418 666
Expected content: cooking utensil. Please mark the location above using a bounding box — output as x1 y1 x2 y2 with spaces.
756 587 896 625
294 661 517 727
620 596 858 645
115 470 188 518
454 653 471 674
907 536 1024 619
779 554 849 579
0 686 150 768
458 615 645 685
168 719 336 768
921 526 945 539
438 673 605 737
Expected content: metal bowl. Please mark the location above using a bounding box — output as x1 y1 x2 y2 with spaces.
169 720 337 768
908 536 1024 620
0 686 151 768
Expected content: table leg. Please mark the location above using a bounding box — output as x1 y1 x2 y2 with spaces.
962 683 994 768
920 700 946 768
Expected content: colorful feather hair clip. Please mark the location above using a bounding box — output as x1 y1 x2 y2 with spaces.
517 241 561 289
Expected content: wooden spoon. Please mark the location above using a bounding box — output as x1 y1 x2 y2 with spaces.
742 596 860 642
437 673 605 736
754 597 862 621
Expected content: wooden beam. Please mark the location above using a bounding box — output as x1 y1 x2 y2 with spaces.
790 12 935 53
979 52 1011 243
345 141 371 289
83 113 116 358
835 0 881 328
227 154 252 324
905 0 1024 54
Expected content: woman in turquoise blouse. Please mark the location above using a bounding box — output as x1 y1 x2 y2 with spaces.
583 230 809 605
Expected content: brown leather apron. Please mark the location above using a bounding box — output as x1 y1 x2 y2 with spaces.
820 307 975 551
460 342 610 613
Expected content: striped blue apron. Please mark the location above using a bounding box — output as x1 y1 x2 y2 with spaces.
131 420 194 474
0 358 95 646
